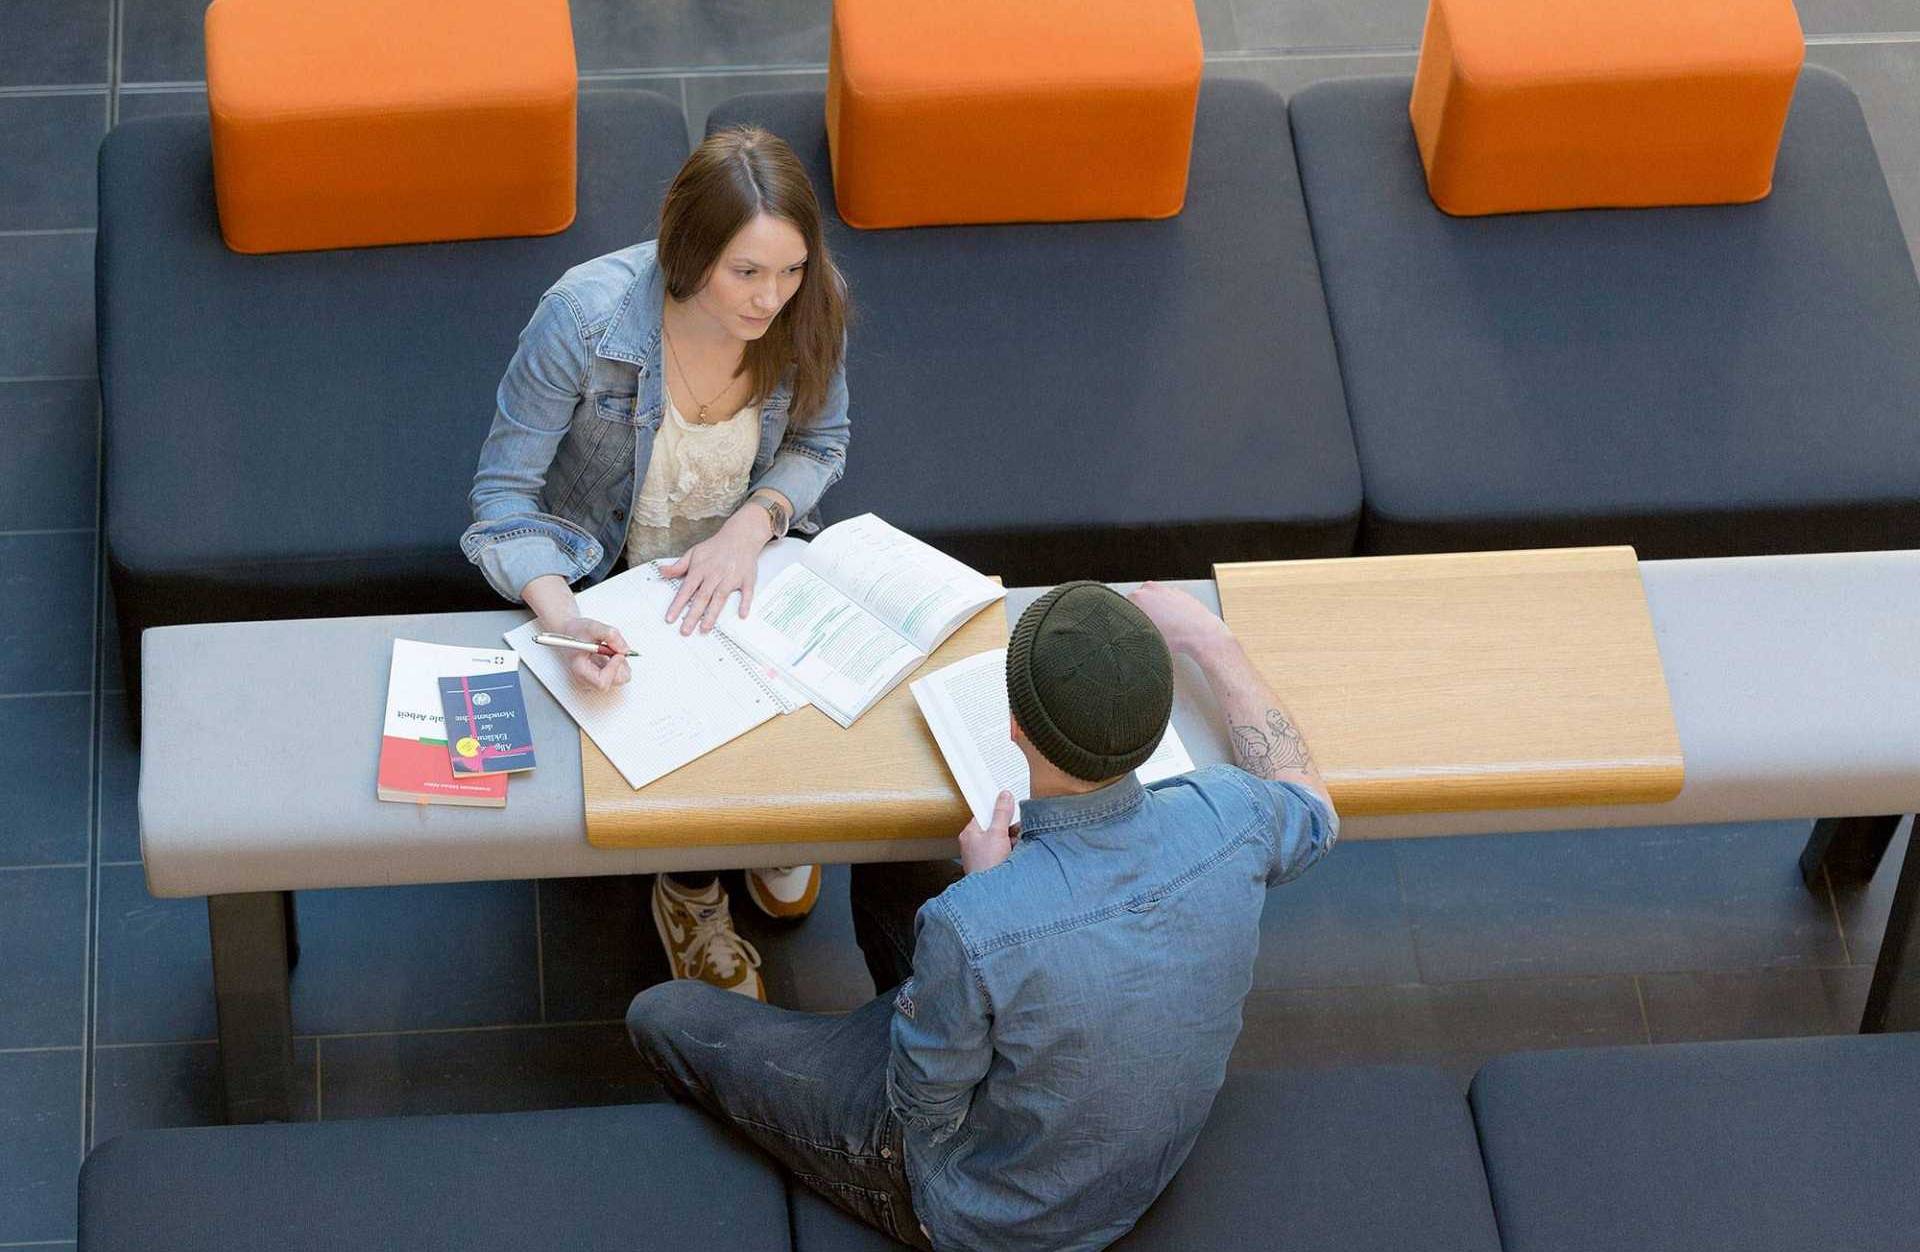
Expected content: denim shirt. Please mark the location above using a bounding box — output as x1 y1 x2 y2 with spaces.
461 241 851 602
888 765 1339 1252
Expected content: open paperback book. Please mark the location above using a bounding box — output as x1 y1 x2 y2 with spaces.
504 557 809 790
911 647 1198 828
718 514 1006 728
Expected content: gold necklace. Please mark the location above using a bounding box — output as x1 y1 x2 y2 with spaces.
662 325 736 424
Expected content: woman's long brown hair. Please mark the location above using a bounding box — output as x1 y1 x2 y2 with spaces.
656 127 848 424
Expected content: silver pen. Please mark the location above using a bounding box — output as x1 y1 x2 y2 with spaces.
532 632 639 658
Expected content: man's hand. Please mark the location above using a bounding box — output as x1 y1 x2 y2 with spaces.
1128 581 1233 657
958 791 1018 874
662 506 774 636
554 615 632 691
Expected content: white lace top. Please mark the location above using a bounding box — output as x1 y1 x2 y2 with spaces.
623 392 762 566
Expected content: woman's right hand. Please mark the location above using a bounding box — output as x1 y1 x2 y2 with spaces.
554 615 632 690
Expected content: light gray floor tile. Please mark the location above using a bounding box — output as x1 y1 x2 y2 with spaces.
1396 823 1850 982
1807 40 1920 266
1800 3 1920 36
1638 966 1874 1044
1233 975 1647 1087
571 0 828 73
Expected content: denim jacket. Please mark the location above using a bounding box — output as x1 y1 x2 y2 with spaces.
461 241 851 602
888 766 1338 1252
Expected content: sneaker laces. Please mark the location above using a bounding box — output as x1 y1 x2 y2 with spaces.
685 899 763 981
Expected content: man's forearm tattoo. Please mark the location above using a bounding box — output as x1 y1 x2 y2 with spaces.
1230 709 1312 777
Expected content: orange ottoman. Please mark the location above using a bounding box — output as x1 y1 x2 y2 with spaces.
826 0 1204 228
205 0 577 254
1408 0 1805 216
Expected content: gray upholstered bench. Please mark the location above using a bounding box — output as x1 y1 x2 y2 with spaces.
78 1068 1500 1252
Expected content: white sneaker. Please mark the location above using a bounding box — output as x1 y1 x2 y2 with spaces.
745 864 822 921
651 875 765 1001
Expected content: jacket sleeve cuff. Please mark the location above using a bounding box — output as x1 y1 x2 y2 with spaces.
751 450 842 535
460 518 603 603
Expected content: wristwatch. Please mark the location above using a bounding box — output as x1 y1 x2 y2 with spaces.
751 493 791 539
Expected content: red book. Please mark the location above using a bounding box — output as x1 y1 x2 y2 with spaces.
376 639 511 807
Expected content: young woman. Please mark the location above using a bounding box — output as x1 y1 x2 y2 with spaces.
462 127 851 1003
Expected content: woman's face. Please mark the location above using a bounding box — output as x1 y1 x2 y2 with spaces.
690 212 809 342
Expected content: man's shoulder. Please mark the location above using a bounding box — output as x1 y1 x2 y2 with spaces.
543 241 658 332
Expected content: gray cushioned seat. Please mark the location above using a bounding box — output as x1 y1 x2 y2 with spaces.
96 90 689 699
1290 69 1920 557
706 81 1362 585
78 1102 791 1251
1471 1034 1920 1252
789 1067 1503 1251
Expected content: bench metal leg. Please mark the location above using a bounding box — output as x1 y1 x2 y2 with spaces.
1798 815 1902 890
207 891 296 1123
1862 822 1920 1034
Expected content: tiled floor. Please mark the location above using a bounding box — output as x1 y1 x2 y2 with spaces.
4 0 1920 1242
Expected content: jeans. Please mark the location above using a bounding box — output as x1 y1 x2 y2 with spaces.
627 859 962 1251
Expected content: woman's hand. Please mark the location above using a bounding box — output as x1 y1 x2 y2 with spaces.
662 506 775 636
556 616 633 690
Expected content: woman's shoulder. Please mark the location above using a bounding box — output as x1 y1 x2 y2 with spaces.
542 240 661 334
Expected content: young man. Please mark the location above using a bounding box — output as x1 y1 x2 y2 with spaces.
627 581 1337 1252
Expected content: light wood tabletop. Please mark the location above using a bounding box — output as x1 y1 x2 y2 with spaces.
1214 546 1684 819
584 597 1010 848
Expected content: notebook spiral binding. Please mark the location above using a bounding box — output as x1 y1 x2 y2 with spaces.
716 632 803 714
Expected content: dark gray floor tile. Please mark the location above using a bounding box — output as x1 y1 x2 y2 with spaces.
735 865 876 1013
1231 0 1429 52
537 874 669 1023
680 70 826 146
0 695 91 868
318 1023 660 1119
1807 41 1920 265
0 232 94 378
97 562 124 696
120 0 210 85
0 94 106 230
0 0 110 87
1395 822 1848 982
0 1048 82 1243
1638 966 1874 1044
1799 2 1920 35
1206 50 1418 99
94 864 214 1044
1232 976 1647 1087
0 380 96 531
1832 818 1913 966
114 87 207 122
90 1040 317 1146
0 867 87 1048
0 531 95 695
95 695 139 865
290 881 540 1035
572 0 828 72
1254 840 1419 990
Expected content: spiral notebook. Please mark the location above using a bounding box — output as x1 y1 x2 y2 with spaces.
504 552 810 790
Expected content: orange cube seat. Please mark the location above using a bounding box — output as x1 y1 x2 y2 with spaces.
205 0 577 254
1408 0 1805 216
825 0 1204 229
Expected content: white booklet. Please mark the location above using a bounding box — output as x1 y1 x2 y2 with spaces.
504 552 810 790
718 514 1006 728
911 647 1198 828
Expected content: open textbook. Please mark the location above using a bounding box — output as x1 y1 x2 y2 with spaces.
504 558 809 790
912 648 1198 828
718 514 1006 728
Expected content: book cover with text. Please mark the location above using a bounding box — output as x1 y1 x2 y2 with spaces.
377 639 512 806
440 669 537 776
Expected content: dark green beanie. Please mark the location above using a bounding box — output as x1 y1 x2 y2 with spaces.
1006 581 1174 782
